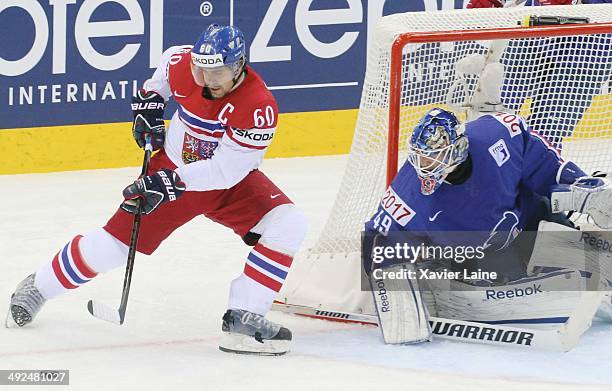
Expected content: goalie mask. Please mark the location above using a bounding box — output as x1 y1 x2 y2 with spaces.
408 108 469 195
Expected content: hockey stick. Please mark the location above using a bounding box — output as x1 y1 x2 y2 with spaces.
87 135 153 325
271 301 582 351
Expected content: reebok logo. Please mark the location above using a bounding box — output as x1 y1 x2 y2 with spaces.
580 232 612 253
375 279 390 313
485 283 542 300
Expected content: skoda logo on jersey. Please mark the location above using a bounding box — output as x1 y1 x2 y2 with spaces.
488 139 510 167
234 129 274 142
192 53 224 68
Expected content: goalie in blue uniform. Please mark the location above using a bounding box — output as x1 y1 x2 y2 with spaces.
363 108 612 345
365 108 612 281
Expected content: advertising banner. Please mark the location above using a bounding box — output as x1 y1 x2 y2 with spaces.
0 0 466 173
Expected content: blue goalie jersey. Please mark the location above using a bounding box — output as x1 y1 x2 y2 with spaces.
365 112 587 249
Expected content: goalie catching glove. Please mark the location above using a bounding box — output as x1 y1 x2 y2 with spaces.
121 169 186 215
131 90 166 151
551 176 612 229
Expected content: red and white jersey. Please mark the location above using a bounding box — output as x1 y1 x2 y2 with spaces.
143 45 279 191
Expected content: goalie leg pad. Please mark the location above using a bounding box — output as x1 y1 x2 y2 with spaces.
370 262 432 344
528 221 612 287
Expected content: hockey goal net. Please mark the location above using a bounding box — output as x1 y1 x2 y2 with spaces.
277 5 612 318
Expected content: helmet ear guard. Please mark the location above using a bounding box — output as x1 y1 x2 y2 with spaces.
229 55 247 82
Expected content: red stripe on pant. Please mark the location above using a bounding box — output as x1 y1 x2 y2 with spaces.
51 253 78 289
253 244 293 268
70 235 98 279
244 264 283 292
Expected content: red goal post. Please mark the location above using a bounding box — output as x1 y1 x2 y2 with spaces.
387 22 612 186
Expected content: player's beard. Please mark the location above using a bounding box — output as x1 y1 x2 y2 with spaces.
202 87 215 100
202 84 232 100
191 64 230 98
201 72 247 100
208 84 232 98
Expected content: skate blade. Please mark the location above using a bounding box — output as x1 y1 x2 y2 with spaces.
219 333 290 356
5 308 19 329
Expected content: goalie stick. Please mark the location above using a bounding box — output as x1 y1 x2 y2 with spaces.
87 135 153 325
271 300 590 351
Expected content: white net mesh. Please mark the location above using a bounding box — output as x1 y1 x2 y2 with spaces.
315 5 612 256
279 5 612 313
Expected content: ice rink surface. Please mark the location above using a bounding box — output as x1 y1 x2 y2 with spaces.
1 155 611 391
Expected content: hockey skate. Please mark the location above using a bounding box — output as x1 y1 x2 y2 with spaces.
5 274 46 328
219 309 292 356
596 292 612 322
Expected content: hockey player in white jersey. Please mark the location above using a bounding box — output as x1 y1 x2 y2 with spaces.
7 24 308 356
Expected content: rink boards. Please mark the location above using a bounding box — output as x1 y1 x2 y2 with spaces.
2 94 609 174
1 1 609 174
2 0 465 174
0 109 358 174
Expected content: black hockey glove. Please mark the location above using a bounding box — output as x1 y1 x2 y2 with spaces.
131 90 166 150
121 169 186 215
